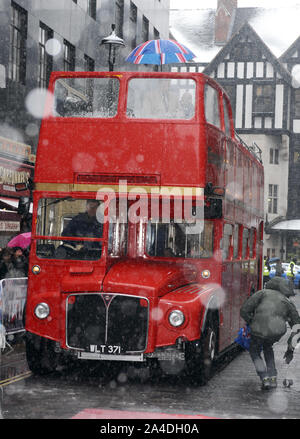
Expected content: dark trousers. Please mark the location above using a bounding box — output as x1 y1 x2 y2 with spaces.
263 275 270 288
249 335 277 380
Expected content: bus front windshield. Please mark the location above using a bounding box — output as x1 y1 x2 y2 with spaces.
35 197 104 260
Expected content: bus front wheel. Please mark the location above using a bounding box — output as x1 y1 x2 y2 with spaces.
186 313 218 385
26 333 58 375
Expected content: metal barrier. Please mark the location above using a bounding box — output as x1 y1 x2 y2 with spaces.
0 277 28 349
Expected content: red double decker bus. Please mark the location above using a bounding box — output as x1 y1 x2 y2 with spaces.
25 71 264 383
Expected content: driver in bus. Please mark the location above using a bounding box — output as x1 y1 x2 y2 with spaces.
61 199 102 251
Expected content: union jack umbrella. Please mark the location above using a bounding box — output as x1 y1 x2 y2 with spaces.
125 39 196 65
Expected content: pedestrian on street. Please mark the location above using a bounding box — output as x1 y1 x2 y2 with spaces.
287 257 297 282
263 256 270 287
240 276 300 390
275 259 284 277
0 247 14 279
5 247 27 278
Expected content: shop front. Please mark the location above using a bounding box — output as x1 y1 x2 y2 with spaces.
0 136 35 247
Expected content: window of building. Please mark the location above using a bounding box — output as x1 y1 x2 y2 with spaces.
84 54 95 71
38 22 53 89
294 89 300 118
8 2 27 84
84 55 95 98
293 139 300 163
154 28 160 40
269 148 279 164
268 184 278 214
87 0 97 19
115 0 124 38
129 1 137 49
253 84 273 113
266 248 276 258
63 40 75 71
231 42 261 61
142 16 149 42
204 84 221 128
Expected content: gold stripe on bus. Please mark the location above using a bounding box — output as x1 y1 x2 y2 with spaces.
35 183 204 196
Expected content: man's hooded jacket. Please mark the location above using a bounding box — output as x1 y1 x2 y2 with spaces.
240 277 300 344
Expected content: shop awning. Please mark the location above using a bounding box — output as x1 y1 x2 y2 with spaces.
0 197 18 211
0 197 32 213
271 219 300 231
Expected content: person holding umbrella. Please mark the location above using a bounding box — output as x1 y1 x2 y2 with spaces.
126 38 196 69
7 232 31 250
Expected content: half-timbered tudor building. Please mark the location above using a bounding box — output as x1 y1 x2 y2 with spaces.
203 23 292 262
279 38 300 255
170 2 300 261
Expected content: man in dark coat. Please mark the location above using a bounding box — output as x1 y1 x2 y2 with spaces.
61 199 102 253
240 277 300 390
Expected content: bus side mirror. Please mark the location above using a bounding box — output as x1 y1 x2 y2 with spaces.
204 198 223 219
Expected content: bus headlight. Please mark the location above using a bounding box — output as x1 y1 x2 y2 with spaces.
201 269 210 279
32 265 41 275
168 310 185 327
34 302 50 319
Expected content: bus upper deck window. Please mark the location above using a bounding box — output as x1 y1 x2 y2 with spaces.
223 98 232 137
53 77 120 118
126 78 196 120
204 84 221 129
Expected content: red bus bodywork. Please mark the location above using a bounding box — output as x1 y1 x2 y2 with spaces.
25 72 264 382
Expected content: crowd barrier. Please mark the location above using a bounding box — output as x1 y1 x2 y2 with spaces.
0 277 28 349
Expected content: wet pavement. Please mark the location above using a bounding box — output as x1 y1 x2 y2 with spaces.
1 295 300 420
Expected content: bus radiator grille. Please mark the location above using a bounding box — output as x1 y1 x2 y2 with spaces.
66 293 148 352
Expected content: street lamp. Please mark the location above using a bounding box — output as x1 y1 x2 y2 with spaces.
101 24 125 71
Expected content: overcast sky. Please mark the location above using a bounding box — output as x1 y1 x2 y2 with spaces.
170 0 300 8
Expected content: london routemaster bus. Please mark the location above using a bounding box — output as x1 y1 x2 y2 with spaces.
25 71 264 383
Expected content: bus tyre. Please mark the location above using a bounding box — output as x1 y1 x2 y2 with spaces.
186 313 218 385
199 315 218 384
26 333 58 375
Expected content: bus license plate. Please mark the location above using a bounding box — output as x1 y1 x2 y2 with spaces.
89 344 121 355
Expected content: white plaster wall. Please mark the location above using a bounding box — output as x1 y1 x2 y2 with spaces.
239 133 289 258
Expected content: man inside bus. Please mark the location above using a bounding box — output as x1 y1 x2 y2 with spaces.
60 199 102 256
178 90 195 119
